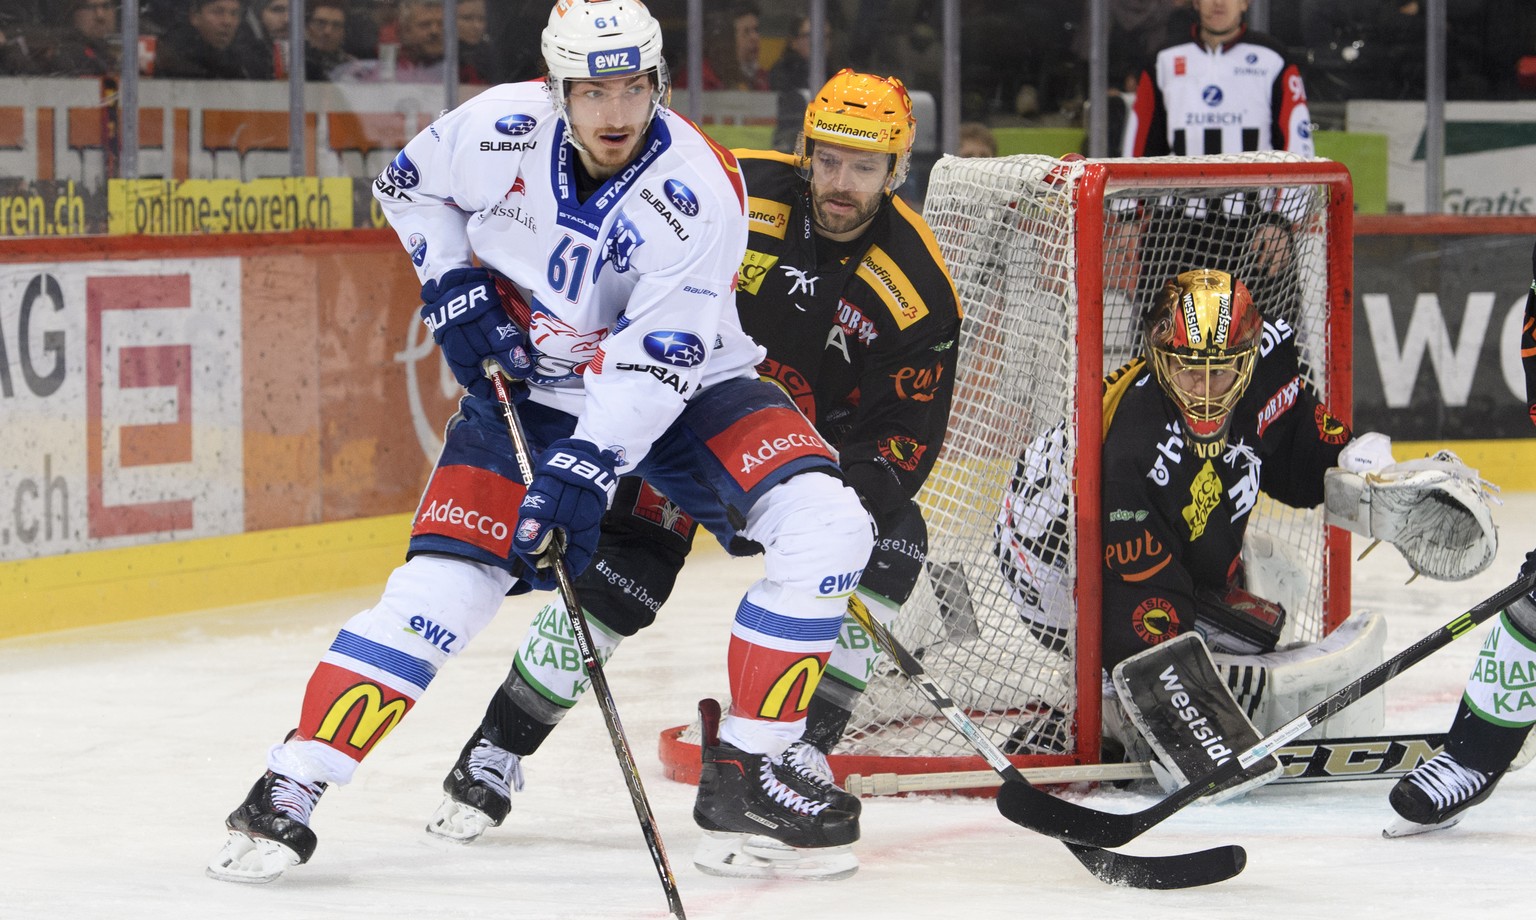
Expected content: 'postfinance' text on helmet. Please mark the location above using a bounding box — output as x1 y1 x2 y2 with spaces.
1144 268 1262 455
541 0 668 146
800 69 916 191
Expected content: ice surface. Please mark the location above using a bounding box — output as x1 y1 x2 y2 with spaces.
4 496 1534 918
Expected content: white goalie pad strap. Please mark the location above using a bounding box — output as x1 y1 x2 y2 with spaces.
1323 452 1498 581
1212 607 1388 738
1112 633 1281 803
1463 608 1536 728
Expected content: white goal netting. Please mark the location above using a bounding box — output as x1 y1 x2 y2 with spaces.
663 152 1351 779
834 152 1351 768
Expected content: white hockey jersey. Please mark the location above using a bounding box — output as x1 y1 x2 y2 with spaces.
374 81 761 473
1123 27 1313 159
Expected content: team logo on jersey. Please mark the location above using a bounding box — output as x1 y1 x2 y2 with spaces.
603 212 645 274
586 46 641 77
1174 56 1186 76
385 150 420 189
737 249 780 296
1202 85 1224 106
1132 597 1181 645
879 435 926 471
643 330 707 367
1181 459 1222 541
526 307 609 382
407 233 427 266
632 481 695 538
495 113 538 136
1314 406 1350 445
663 179 700 217
757 358 816 419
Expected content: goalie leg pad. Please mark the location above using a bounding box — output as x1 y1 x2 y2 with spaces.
1112 633 1281 803
1212 607 1388 739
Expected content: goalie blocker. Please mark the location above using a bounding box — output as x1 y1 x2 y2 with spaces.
1112 610 1387 801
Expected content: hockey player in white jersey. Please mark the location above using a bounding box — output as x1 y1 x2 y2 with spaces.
207 0 872 884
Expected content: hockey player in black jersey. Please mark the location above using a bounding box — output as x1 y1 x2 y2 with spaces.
998 268 1497 801
426 69 961 880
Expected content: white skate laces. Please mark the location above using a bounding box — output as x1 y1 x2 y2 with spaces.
781 741 838 792
269 775 326 826
759 755 830 816
467 737 526 798
1403 752 1491 811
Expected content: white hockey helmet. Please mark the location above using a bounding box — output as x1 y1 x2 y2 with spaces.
541 0 670 138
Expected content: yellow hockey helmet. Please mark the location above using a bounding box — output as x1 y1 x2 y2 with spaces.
799 68 916 190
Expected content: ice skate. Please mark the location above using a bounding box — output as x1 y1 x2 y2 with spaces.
1383 750 1503 838
778 740 861 817
427 730 525 844
692 700 859 881
207 771 327 883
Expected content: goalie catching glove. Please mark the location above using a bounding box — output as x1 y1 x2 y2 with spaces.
1324 439 1498 582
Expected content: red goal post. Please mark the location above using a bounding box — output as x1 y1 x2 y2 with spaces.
659 152 1354 793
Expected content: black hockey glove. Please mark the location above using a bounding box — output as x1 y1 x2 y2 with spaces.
420 267 532 401
513 439 619 588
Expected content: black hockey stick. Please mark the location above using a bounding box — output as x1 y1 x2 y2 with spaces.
483 363 686 920
844 596 1246 889
997 569 1536 850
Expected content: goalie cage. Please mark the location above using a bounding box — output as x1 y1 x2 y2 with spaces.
659 151 1355 794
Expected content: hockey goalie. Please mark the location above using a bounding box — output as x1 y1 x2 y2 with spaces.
996 268 1498 799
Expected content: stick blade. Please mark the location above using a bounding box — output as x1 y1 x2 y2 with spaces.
997 778 1145 848
1065 842 1247 889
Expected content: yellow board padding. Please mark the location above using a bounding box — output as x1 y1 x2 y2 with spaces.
1393 439 1536 493
0 513 414 640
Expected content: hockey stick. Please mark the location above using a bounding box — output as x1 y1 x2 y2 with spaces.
997 569 1536 850
844 595 1246 889
483 363 686 920
846 733 1451 796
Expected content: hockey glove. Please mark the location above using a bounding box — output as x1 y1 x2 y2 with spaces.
513 439 619 587
420 267 532 400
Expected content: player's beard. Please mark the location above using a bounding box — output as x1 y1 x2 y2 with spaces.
574 123 646 179
811 185 883 237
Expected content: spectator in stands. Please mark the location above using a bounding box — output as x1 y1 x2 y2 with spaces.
235 0 293 79
156 0 262 79
342 0 395 62
957 121 998 158
677 2 771 91
768 14 814 152
304 0 354 81
393 0 445 82
43 0 119 78
456 0 492 85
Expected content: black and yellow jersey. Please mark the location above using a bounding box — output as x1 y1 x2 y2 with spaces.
732 149 962 508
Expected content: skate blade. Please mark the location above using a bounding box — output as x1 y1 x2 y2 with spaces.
692 830 858 881
206 831 301 883
424 797 499 844
1383 812 1464 839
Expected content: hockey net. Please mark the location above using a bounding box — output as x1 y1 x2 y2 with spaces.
660 152 1354 790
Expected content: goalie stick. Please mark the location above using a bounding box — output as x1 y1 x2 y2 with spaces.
845 732 1450 796
844 596 1246 890
483 364 686 920
996 569 1536 850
